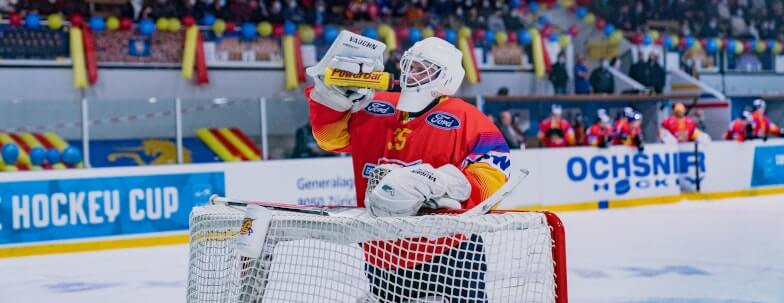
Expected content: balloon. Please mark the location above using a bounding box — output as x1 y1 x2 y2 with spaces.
558 34 571 47
459 26 472 39
284 21 297 35
2 144 19 165
576 6 588 19
671 36 680 49
212 19 226 34
70 14 84 27
29 147 45 166
507 30 518 43
603 24 615 37
362 27 379 40
9 13 22 26
484 29 496 44
258 21 272 37
568 24 580 37
685 36 695 49
473 29 485 43
594 18 606 30
46 148 61 165
772 42 783 55
609 31 623 44
168 18 181 32
422 27 434 39
714 38 723 50
395 26 409 41
707 39 718 54
367 3 379 19
324 25 339 42
139 19 156 36
655 36 664 45
755 40 767 53
495 31 508 44
89 16 106 32
47 14 64 30
119 17 133 31
548 32 559 42
25 13 41 29
537 15 549 26
768 39 776 51
155 18 169 31
312 25 323 37
225 21 236 32
743 40 752 52
735 40 745 54
643 34 652 45
519 29 532 45
240 22 256 40
299 25 315 43
528 1 539 13
62 147 82 166
435 28 446 39
649 30 660 40
201 14 216 26
540 24 553 38
182 16 196 27
106 16 119 31
583 13 595 25
445 29 458 44
663 35 674 49
409 27 422 42
727 39 737 53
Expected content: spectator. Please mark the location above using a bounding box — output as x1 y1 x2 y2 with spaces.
292 122 332 158
497 111 523 149
629 51 651 88
537 104 576 147
0 0 15 13
549 53 569 94
590 59 615 94
574 55 590 94
496 86 509 96
648 53 666 94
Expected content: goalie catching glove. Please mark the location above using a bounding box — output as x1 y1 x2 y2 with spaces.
365 164 471 217
305 30 386 113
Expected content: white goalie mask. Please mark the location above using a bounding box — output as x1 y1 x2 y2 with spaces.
398 37 465 113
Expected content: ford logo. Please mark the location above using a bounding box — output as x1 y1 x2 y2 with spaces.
364 101 395 116
426 112 461 130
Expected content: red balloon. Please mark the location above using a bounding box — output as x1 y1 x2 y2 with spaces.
435 29 446 39
367 3 379 19
594 18 606 31
69 14 84 27
9 13 22 26
540 24 553 38
473 29 486 42
312 25 323 37
655 36 664 45
273 23 284 37
568 25 580 37
743 40 752 51
119 17 133 31
396 27 409 41
182 16 196 27
507 31 518 43
225 21 236 32
699 38 707 47
632 33 644 45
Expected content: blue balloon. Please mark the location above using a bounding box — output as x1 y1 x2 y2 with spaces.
768 39 776 50
25 13 41 29
549 32 559 42
362 27 378 40
643 34 653 45
46 148 60 164
537 16 549 26
528 1 539 13
727 39 737 52
445 29 457 44
518 29 532 45
576 6 588 19
201 14 216 26
485 29 495 44
89 16 106 32
29 147 45 166
2 144 19 165
139 19 156 36
603 24 615 37
62 147 82 166
409 27 422 42
663 36 674 50
241 22 256 40
324 26 339 42
284 21 297 35
685 36 695 48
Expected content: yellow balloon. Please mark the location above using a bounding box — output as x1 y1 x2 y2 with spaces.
583 13 596 25
649 30 659 40
212 19 226 34
558 34 571 47
755 40 767 53
377 24 392 38
167 18 181 32
47 14 63 30
422 27 434 39
299 25 315 43
609 31 623 44
714 38 723 50
156 18 169 31
106 16 119 31
671 36 680 48
258 21 272 37
734 41 744 54
495 31 508 44
459 26 471 39
773 42 782 55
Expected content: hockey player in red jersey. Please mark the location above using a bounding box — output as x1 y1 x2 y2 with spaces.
660 102 701 142
750 99 780 140
586 109 611 147
305 31 509 302
724 108 754 141
537 104 576 147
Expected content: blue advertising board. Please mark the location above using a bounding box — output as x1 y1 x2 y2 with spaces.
0 172 224 245
751 145 784 187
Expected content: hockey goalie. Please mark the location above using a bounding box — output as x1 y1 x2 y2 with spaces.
305 30 511 302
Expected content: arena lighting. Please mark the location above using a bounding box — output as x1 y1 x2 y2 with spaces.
147 97 158 103
212 98 228 105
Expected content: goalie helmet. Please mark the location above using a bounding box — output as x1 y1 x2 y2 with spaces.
398 37 465 113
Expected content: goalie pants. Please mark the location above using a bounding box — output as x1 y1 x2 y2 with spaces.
364 234 487 303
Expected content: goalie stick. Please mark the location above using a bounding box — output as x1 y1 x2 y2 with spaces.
210 168 529 217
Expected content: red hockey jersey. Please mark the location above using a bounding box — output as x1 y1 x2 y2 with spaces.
537 117 575 147
661 115 698 142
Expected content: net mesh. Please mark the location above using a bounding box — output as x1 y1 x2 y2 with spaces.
187 205 557 303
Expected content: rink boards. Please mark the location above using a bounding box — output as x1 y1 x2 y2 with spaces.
2 139 784 256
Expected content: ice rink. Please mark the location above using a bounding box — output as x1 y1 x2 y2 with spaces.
1 194 782 303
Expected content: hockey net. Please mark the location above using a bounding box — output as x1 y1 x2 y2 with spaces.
187 204 567 303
